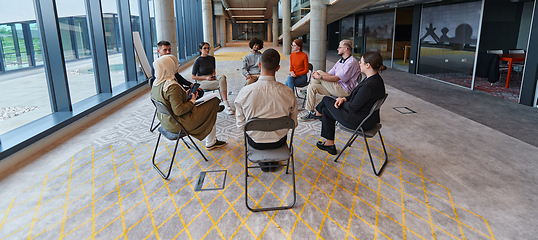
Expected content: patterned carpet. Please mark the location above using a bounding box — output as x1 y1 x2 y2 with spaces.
0 49 495 239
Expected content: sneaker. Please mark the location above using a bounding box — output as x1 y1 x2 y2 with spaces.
299 111 321 122
224 107 234 115
206 140 227 150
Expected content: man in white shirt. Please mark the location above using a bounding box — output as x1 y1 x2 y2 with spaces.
235 49 298 171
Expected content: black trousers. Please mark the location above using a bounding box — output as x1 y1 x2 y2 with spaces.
315 96 358 141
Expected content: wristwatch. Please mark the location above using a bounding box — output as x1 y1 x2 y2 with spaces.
320 75 323 80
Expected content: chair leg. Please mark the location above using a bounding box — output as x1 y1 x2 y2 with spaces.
364 131 388 176
245 156 297 212
301 92 306 109
334 131 361 162
181 137 191 149
186 135 208 162
152 133 179 179
149 109 161 132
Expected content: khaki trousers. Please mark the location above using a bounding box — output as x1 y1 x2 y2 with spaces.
245 75 259 85
198 75 227 99
305 70 350 111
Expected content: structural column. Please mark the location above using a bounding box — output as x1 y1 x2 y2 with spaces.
201 0 214 55
282 0 291 55
267 23 271 42
215 17 221 46
220 16 226 47
227 21 233 43
273 5 278 46
154 0 177 58
310 0 327 71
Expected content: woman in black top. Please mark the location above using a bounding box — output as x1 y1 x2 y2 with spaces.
191 42 234 115
315 52 387 155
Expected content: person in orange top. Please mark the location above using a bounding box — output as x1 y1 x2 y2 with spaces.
285 39 309 90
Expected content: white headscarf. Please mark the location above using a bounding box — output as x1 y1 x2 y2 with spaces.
153 55 180 92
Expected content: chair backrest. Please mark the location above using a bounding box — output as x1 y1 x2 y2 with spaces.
487 49 503 54
307 63 314 83
150 97 190 133
355 93 388 130
509 49 525 54
151 98 172 116
148 76 155 88
244 116 295 132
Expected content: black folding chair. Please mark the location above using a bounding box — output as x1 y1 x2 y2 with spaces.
244 116 297 212
148 77 161 132
294 63 313 108
334 94 389 177
150 98 208 179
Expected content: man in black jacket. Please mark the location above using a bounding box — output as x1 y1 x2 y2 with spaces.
155 41 204 98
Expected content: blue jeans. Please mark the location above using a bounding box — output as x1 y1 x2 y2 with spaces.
285 74 308 90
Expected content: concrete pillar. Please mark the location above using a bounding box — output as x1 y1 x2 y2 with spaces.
154 0 177 58
273 5 278 46
282 0 291 55
220 16 226 47
215 17 221 47
227 21 233 43
310 0 327 71
201 0 214 55
267 23 271 42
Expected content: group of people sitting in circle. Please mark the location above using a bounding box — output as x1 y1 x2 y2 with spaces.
150 38 387 170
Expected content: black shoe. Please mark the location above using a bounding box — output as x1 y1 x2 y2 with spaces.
217 105 225 112
299 111 322 122
206 140 227 150
259 161 279 172
316 141 337 155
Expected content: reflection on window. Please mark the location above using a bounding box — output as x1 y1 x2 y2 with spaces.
130 0 145 81
233 23 266 41
418 1 481 88
102 0 125 88
148 0 158 61
365 11 395 66
57 0 97 104
0 7 51 134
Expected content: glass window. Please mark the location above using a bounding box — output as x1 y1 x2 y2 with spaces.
102 0 125 88
365 11 395 67
130 0 145 81
354 14 364 57
149 0 158 61
0 1 51 135
56 0 97 104
418 1 481 88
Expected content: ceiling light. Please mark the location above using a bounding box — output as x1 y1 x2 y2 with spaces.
231 15 264 18
227 8 267 10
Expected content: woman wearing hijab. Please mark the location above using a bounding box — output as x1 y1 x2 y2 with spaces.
315 52 387 155
150 55 227 150
285 39 309 90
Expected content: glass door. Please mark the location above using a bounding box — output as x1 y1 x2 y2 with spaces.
391 7 414 71
417 1 482 88
364 10 395 67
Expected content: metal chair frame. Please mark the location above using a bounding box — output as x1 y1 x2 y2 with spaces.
334 94 389 177
244 116 297 212
150 98 208 179
148 77 161 132
294 63 313 108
